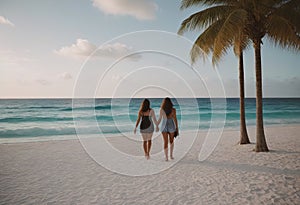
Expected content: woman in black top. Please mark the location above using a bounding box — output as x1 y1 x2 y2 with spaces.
134 99 158 159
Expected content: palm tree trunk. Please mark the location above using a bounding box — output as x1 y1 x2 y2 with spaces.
239 51 250 144
254 40 269 152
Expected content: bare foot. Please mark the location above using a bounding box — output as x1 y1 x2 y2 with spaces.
170 156 174 160
165 158 168 161
147 155 150 160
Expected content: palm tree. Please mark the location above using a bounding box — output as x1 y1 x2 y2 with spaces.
179 0 300 152
178 0 251 144
244 0 300 151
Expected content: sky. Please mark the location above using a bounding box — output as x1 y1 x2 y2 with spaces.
0 0 299 98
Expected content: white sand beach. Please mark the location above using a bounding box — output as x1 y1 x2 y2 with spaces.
0 125 299 204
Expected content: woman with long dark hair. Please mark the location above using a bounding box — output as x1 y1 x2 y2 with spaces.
134 99 158 159
157 97 179 161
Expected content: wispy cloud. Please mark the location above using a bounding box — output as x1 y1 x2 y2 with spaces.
0 16 14 27
92 0 157 20
55 39 141 60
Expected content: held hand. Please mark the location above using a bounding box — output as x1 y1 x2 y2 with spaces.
155 126 159 132
134 127 137 134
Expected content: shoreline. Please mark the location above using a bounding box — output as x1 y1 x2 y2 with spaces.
1 123 299 144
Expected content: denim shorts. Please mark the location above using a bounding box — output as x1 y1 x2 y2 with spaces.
161 118 176 133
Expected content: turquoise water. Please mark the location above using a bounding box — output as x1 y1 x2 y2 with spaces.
0 98 299 139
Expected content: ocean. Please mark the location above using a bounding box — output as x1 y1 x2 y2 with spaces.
0 98 299 141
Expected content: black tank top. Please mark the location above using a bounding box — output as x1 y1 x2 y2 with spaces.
140 109 152 130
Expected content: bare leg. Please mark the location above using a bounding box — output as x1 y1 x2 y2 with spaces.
143 133 152 159
146 140 151 159
142 133 148 158
143 141 147 158
147 133 153 159
169 133 174 159
162 132 169 161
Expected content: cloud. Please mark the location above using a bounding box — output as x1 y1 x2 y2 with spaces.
0 16 14 27
55 39 96 57
95 42 141 60
55 39 141 60
92 0 157 20
58 72 73 80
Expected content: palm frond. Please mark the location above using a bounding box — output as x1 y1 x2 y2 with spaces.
190 19 225 64
180 0 206 9
180 0 238 9
266 14 300 50
273 1 300 34
233 31 251 56
213 8 248 63
178 5 234 35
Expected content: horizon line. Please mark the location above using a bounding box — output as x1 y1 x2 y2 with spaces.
0 97 299 99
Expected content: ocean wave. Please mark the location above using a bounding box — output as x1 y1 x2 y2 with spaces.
1 118 299 138
0 114 138 124
0 116 75 123
61 105 115 111
1 111 299 124
0 125 133 138
1 98 300 139
1 105 126 112
0 127 77 138
0 106 61 110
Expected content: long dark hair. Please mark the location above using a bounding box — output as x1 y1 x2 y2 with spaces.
161 97 173 116
139 99 151 114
